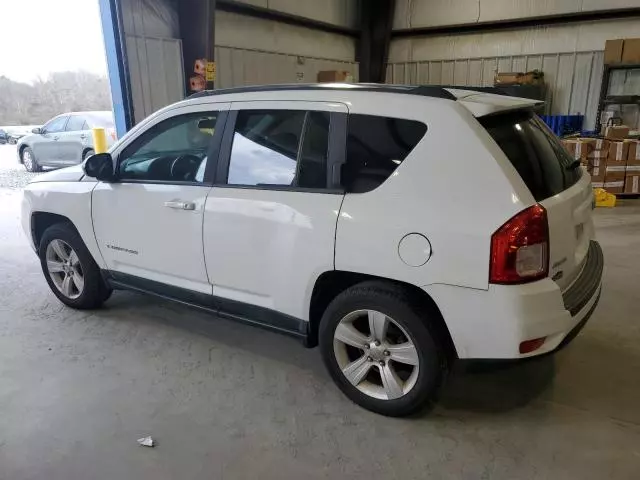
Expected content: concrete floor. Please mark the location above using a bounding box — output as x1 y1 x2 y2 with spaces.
1 167 640 477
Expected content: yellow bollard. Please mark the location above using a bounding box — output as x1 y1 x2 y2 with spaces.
92 127 108 154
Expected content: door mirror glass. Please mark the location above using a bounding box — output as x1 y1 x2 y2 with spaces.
83 152 116 182
32 127 42 134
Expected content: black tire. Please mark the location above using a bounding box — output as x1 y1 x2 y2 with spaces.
22 146 41 172
319 281 448 417
83 149 95 160
39 223 112 309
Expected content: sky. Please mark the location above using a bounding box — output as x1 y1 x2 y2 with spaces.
0 0 108 83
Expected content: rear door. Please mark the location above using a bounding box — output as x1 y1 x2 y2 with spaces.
58 114 87 164
203 101 347 322
481 111 594 290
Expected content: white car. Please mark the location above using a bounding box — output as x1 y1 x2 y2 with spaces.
21 84 603 416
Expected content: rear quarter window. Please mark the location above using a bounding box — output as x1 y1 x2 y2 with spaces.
480 111 581 201
343 114 427 193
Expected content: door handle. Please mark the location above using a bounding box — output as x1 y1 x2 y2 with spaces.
53 136 59 141
164 200 196 210
80 134 87 139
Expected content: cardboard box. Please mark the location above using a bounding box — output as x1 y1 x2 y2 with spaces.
604 125 630 140
494 71 543 86
590 166 606 182
604 166 626 194
608 141 630 164
317 70 353 83
562 139 595 159
587 149 609 160
627 141 640 166
594 138 610 151
622 38 640 63
605 39 625 64
625 174 640 194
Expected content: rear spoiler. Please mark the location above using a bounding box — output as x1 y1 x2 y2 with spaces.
441 86 544 117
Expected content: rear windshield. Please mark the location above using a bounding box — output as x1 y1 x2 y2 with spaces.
480 111 581 201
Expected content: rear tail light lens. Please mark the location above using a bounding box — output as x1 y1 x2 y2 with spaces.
519 337 546 354
107 128 117 141
490 204 549 284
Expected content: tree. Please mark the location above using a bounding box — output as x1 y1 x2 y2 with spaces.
0 71 111 125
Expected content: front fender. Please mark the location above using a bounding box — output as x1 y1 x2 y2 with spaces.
22 181 105 268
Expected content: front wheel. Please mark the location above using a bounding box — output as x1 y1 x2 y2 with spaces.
39 223 112 309
22 147 41 172
319 282 448 417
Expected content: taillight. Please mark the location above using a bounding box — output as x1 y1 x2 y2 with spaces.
107 128 117 141
489 204 549 284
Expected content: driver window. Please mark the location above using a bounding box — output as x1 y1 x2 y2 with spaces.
118 112 219 183
44 116 69 134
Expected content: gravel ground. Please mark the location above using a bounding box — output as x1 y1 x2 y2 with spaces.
0 144 42 188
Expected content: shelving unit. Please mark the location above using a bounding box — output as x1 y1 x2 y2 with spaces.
596 63 640 134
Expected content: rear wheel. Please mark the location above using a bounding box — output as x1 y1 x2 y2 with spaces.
22 147 41 172
319 282 448 417
83 149 95 160
39 223 112 309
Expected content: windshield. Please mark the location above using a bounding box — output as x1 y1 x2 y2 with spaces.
481 111 581 201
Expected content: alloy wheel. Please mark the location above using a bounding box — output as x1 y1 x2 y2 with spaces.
45 239 84 299
333 309 420 400
23 150 33 170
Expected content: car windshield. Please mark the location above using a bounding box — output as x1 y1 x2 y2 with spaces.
85 112 115 129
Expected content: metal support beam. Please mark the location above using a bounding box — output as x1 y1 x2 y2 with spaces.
97 0 134 136
217 0 358 38
392 7 640 38
358 0 395 83
179 0 217 92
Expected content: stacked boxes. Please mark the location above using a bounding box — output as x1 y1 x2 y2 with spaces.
604 140 631 194
562 136 640 195
626 141 640 194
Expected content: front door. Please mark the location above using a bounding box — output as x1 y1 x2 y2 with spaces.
203 101 347 321
92 103 229 293
32 115 69 165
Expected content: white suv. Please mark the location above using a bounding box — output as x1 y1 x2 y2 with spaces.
21 84 603 416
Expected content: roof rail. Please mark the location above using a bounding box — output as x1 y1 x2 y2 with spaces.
188 83 457 100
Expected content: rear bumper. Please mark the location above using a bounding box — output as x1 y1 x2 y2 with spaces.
424 241 603 359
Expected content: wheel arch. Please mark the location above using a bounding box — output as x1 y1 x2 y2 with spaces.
31 212 79 251
308 270 457 359
18 143 30 163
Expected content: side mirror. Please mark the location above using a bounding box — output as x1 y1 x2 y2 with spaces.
32 127 42 134
83 152 116 182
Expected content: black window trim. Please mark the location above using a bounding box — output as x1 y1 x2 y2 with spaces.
112 110 229 187
214 108 346 194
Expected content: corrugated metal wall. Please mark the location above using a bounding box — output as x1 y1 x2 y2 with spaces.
393 0 640 30
125 35 185 123
214 45 358 88
386 51 605 130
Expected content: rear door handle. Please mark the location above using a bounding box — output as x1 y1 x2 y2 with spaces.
53 136 59 141
80 134 87 139
164 200 196 210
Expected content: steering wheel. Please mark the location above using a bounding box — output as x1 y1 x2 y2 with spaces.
170 154 202 182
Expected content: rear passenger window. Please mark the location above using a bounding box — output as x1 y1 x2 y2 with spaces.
227 110 329 188
65 116 86 132
343 114 427 193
